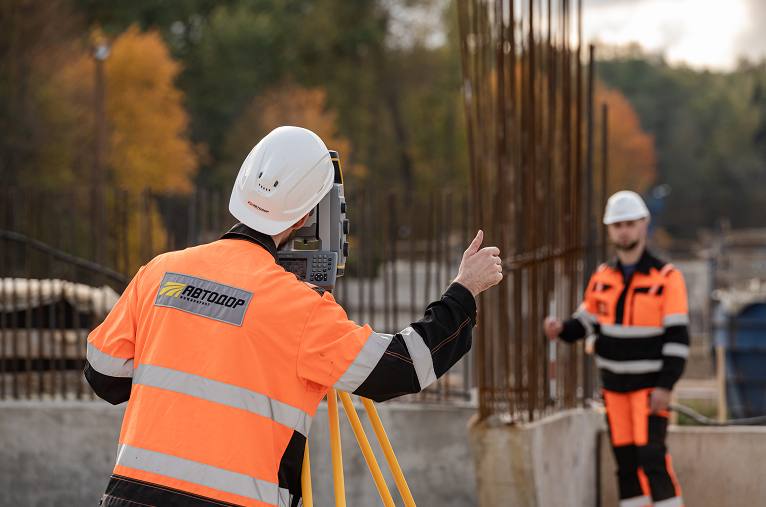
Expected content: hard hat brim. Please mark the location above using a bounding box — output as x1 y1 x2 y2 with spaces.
228 192 305 236
603 212 649 225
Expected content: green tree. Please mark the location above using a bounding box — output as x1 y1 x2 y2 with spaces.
69 0 471 202
598 52 766 236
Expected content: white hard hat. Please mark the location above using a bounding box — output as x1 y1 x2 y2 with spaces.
229 126 334 235
603 190 650 225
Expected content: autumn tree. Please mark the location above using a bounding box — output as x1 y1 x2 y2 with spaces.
52 25 197 195
48 25 199 270
105 26 197 269
595 83 657 195
219 82 364 187
598 55 766 235
106 27 198 194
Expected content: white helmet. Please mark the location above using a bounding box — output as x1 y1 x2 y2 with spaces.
229 126 334 235
603 190 650 225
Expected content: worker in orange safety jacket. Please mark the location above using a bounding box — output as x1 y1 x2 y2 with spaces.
544 191 688 507
86 126 503 506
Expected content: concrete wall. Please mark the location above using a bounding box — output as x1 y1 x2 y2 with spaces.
308 402 476 506
9 399 763 507
0 401 124 507
0 400 476 507
470 409 606 507
600 425 766 507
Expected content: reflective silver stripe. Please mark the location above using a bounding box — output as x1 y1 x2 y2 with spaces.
596 357 663 374
573 308 597 335
134 364 311 436
116 444 288 506
654 497 684 507
662 343 690 358
278 488 291 507
663 313 689 327
333 331 391 393
399 326 438 389
86 342 134 377
574 314 594 336
573 308 598 324
601 324 664 338
620 496 651 507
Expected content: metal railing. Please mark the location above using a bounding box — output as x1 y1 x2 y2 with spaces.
0 231 123 400
1 187 474 402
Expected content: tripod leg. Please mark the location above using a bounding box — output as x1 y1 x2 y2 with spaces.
362 397 416 506
301 440 313 507
328 388 347 507
338 391 396 507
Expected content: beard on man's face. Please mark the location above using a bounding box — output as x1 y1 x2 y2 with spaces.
614 239 640 252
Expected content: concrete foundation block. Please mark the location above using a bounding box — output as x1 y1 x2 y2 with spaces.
600 425 766 507
0 400 477 507
470 408 605 507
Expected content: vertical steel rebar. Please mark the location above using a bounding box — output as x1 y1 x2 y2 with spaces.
601 103 610 262
458 0 595 420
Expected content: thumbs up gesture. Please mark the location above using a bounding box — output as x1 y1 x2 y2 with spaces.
453 230 503 297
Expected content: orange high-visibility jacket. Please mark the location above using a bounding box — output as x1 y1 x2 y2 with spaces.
86 224 476 507
559 249 690 392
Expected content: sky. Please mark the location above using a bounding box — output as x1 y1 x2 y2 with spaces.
584 0 766 70
387 0 766 70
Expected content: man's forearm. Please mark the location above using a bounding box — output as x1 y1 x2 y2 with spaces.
350 283 476 402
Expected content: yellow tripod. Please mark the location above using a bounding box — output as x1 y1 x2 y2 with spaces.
301 389 417 506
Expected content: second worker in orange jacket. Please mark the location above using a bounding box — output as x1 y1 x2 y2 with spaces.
545 191 688 507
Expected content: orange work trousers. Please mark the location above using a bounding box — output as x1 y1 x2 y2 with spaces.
603 388 684 507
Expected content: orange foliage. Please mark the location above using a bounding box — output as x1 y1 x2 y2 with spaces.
595 84 656 194
483 65 655 196
54 25 197 195
223 83 366 180
50 25 197 270
105 26 197 194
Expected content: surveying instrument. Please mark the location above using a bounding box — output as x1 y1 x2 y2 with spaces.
277 151 417 506
277 150 348 290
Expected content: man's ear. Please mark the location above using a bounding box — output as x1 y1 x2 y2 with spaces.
293 213 310 230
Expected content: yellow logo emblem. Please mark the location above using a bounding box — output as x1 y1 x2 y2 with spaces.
159 281 187 298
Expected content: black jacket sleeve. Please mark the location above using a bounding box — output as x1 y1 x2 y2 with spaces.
353 282 476 402
84 360 132 405
656 325 690 390
559 318 588 343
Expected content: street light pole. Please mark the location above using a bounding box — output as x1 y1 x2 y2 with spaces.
91 42 109 265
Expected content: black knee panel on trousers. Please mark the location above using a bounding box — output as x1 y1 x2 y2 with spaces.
637 415 677 501
636 442 666 472
612 444 644 499
613 444 640 473
648 414 668 440
637 442 676 500
639 414 669 472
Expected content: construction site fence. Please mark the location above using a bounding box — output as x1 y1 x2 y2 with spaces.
1 187 481 404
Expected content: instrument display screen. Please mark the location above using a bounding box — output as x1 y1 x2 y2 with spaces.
279 257 308 279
